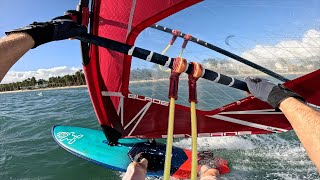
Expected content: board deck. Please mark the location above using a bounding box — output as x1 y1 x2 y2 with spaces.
52 125 229 178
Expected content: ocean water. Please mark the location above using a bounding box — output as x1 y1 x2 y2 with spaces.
0 87 319 180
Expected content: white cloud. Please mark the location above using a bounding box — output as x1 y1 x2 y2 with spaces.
241 29 320 66
1 66 81 84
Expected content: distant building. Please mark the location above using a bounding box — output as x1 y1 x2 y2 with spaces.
35 83 48 89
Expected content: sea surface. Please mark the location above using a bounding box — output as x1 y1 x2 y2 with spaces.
0 84 319 180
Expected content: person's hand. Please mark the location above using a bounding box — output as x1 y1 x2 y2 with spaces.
244 77 304 109
5 13 87 48
122 157 148 180
244 77 276 102
199 165 219 180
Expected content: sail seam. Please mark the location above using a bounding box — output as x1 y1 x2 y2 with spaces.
219 109 283 115
124 102 151 130
210 114 287 133
127 102 152 136
126 0 137 39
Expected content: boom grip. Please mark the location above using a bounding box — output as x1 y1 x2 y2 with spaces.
202 70 249 92
233 79 249 92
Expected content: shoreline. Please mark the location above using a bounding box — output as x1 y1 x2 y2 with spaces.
0 85 87 94
0 72 308 94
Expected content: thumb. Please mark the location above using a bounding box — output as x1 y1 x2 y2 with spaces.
259 78 271 83
244 77 256 89
138 158 148 170
244 76 260 94
244 76 254 84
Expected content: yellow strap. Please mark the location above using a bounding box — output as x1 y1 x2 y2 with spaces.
158 65 171 72
179 48 185 58
163 46 185 179
159 44 172 72
190 101 198 180
162 44 171 55
163 97 175 180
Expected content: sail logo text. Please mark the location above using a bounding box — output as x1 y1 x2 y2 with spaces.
128 94 169 106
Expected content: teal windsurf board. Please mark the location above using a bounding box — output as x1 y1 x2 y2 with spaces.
52 125 230 178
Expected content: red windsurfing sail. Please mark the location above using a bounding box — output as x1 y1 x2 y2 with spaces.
82 0 320 138
84 0 202 134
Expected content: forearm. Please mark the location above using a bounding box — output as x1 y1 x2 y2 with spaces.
0 33 34 82
280 97 320 171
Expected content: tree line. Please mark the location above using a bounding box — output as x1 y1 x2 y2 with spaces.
2 59 317 92
0 67 167 92
0 70 86 92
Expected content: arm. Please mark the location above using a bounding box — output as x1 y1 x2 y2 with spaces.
0 13 86 82
244 77 320 171
0 33 34 82
279 97 320 171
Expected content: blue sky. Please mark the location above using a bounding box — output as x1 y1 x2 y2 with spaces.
0 0 319 82
1 0 81 71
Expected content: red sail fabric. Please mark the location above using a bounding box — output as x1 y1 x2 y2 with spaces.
83 0 320 138
99 70 320 138
84 0 202 130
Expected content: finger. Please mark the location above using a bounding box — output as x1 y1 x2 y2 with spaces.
245 76 262 84
139 158 148 170
259 78 271 83
244 77 257 91
244 76 254 84
248 77 262 83
200 165 210 175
